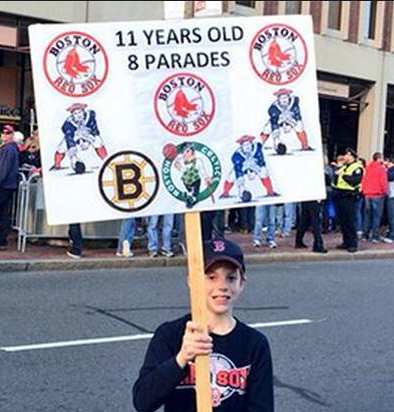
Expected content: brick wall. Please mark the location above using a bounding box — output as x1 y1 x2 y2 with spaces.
348 1 360 43
263 1 278 16
382 1 393 51
309 1 322 34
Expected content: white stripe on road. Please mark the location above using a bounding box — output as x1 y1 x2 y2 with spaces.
249 319 314 329
1 318 316 352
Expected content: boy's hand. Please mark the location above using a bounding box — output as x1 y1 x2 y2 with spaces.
176 321 213 369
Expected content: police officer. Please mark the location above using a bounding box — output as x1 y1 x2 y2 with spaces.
332 148 364 252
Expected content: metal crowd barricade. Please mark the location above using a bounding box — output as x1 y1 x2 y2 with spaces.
12 169 125 253
14 169 43 253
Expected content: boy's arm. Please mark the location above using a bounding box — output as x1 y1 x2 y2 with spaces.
246 336 274 412
133 320 213 412
132 323 188 412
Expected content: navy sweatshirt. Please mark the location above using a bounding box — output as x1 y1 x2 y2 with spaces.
133 314 274 412
0 142 19 190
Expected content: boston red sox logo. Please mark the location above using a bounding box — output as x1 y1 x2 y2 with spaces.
213 240 226 252
249 23 308 85
43 31 108 97
154 72 215 137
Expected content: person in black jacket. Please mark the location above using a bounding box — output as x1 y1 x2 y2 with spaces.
19 136 42 176
0 125 20 250
133 239 274 412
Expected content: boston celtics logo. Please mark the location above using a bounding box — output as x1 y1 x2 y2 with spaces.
162 142 221 208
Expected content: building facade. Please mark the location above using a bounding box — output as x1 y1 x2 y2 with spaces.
0 0 393 160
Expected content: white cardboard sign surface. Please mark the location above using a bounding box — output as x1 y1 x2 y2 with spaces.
29 15 325 225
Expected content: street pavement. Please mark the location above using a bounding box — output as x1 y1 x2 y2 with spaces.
1 228 394 272
1 261 393 412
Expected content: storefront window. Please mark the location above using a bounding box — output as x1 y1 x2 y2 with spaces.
0 12 53 135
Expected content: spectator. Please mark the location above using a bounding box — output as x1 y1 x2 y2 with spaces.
67 223 83 259
0 125 20 251
238 206 255 234
19 137 41 175
253 204 277 249
147 214 175 258
201 210 225 241
362 152 387 243
172 213 187 255
276 202 295 237
383 158 394 243
116 217 136 258
13 131 25 151
354 157 366 238
295 200 327 253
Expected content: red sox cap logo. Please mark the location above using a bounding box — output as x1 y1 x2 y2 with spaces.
154 72 215 137
43 31 108 97
249 23 308 85
212 240 226 252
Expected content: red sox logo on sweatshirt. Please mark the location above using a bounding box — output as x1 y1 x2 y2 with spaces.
177 353 250 407
249 23 308 85
154 72 215 137
43 31 108 97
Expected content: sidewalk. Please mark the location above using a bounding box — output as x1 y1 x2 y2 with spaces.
1 229 394 272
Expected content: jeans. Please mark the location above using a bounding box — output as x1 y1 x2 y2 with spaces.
117 218 136 253
253 205 276 243
386 197 394 239
354 196 364 233
173 213 185 242
276 203 295 235
363 196 384 240
148 214 174 252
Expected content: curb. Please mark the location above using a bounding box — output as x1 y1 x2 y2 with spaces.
1 249 394 272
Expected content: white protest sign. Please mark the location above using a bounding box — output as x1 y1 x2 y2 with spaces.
29 15 325 225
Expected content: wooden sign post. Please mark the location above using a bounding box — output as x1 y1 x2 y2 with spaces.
185 211 212 412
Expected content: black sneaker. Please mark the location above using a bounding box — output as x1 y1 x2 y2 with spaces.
295 242 308 249
347 247 358 253
313 248 328 253
67 249 82 259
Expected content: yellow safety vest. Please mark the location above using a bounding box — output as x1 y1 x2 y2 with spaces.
333 162 362 191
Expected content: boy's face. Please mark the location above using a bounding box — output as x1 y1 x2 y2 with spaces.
203 261 245 317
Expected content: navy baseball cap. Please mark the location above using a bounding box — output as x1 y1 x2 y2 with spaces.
203 239 245 275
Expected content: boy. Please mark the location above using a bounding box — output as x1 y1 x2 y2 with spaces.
133 239 274 412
